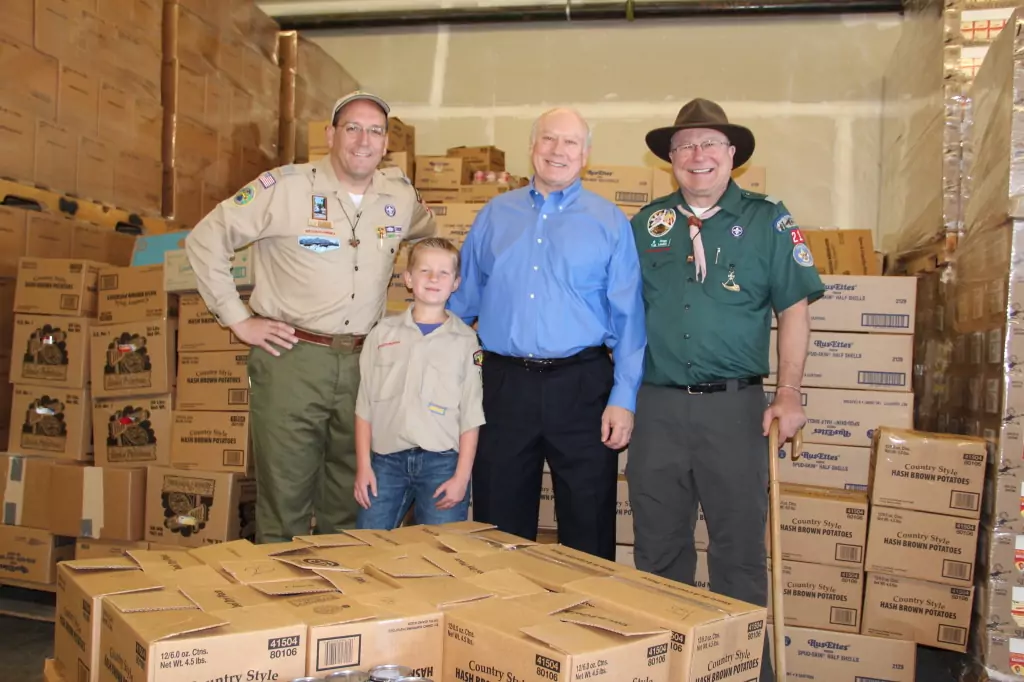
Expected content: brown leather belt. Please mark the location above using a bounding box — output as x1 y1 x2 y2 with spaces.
293 327 365 352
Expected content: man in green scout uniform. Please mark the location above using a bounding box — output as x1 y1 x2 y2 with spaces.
186 91 435 542
628 99 824 682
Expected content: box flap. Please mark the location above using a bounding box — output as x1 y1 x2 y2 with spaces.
62 556 140 572
393 576 495 608
521 618 646 655
464 569 548 599
468 529 536 549
127 548 205 573
420 549 496 578
344 528 405 548
249 578 336 597
180 584 275 612
220 559 312 584
555 602 668 637
293 532 367 549
486 551 593 592
434 533 500 554
214 602 308 631
188 539 267 566
367 554 451 579
255 540 311 556
427 520 496 534
151 565 232 589
510 591 590 615
60 563 165 597
525 544 634 577
314 569 396 596
780 482 868 504
281 592 383 626
108 589 199 613
276 545 408 572
117 606 229 642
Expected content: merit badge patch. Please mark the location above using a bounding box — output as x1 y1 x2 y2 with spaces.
790 228 806 245
793 243 814 267
473 350 484 367
311 195 328 221
385 225 402 238
257 171 276 189
774 213 797 232
647 208 676 237
233 185 255 206
730 225 744 238
385 204 396 217
298 235 341 253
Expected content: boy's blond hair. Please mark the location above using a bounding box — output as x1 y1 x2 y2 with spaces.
407 237 461 272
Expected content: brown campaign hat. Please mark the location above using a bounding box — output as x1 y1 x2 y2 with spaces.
645 98 755 167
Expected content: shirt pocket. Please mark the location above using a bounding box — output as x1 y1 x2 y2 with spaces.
640 252 677 302
371 357 404 401
703 245 768 308
422 355 462 413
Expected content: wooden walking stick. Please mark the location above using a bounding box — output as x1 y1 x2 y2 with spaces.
769 418 802 682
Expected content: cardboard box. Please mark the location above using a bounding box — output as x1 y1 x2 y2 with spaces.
460 183 512 203
387 116 415 153
70 223 137 268
14 257 101 317
767 560 864 633
49 464 147 541
432 202 482 249
763 387 914 448
10 313 91 389
415 155 462 189
869 427 988 519
539 471 556 529
864 507 978 586
778 484 868 567
93 394 173 468
785 275 918 334
767 625 916 681
177 293 249 352
0 453 54 529
97 264 176 323
581 165 654 205
175 350 251 411
616 475 632 544
442 591 672 682
171 411 252 474
74 538 151 560
777 442 870 490
8 384 92 460
144 466 257 548
163 246 255 292
802 229 879 276
564 573 764 682
768 330 914 392
89 318 176 398
447 145 505 176
861 572 973 652
0 524 74 583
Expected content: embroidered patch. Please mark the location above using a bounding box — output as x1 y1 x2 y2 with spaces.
730 225 744 238
385 204 396 217
473 350 484 367
774 213 797 232
791 228 806 245
298 235 341 253
428 402 447 415
233 185 255 206
793 243 814 267
385 225 403 238
647 208 676 237
258 171 276 189
312 195 328 221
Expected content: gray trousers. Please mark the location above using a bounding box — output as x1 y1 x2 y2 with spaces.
627 381 773 682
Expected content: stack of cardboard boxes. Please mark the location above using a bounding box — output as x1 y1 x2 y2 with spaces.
1 0 163 214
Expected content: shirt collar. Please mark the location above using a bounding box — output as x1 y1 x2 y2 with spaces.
527 176 583 211
675 179 743 220
401 304 456 335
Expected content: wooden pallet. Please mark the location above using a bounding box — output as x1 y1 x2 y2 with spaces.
0 577 56 623
0 178 180 236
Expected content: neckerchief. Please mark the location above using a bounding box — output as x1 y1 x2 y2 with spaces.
675 204 722 283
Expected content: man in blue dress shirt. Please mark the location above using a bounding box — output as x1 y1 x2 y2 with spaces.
447 108 646 560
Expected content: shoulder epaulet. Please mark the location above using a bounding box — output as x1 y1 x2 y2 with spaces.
740 189 775 203
379 166 411 183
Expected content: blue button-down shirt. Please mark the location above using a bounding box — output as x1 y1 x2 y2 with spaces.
447 178 647 412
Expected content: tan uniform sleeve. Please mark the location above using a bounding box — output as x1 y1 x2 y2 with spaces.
460 337 486 433
355 327 379 422
406 186 436 241
184 176 278 328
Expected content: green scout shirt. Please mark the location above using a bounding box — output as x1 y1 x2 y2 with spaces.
631 180 825 387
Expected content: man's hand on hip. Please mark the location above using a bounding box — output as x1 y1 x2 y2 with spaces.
230 317 299 357
602 405 634 450
762 388 806 441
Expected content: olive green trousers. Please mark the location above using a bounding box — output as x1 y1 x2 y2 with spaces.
248 341 361 543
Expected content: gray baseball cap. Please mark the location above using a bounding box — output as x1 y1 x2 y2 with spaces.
331 90 390 124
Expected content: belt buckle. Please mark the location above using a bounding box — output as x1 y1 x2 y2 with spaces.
331 334 356 351
687 385 701 395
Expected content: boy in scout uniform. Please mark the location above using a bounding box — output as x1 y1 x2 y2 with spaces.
352 238 484 526
185 91 436 543
627 98 824 682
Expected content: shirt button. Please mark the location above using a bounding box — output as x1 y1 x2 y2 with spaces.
344 320 349 326
543 215 548 220
687 362 692 368
533 266 539 271
684 334 690 339
687 277 694 283
537 238 543 243
684 304 691 311
528 353 534 358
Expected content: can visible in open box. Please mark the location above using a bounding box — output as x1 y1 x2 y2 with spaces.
291 677 323 682
368 665 414 681
324 672 370 682
473 170 486 184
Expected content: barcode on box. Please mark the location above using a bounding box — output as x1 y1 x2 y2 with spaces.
830 606 858 627
835 544 863 563
857 371 906 387
615 191 649 203
317 634 360 671
99 275 119 291
860 313 910 329
937 624 967 646
223 450 244 467
942 559 973 582
60 294 80 311
228 389 249 406
950 490 980 512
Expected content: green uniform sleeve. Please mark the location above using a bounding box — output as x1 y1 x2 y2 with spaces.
767 202 826 313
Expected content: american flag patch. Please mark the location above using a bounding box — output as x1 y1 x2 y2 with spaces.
258 172 276 189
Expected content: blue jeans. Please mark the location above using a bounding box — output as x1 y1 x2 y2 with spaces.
355 447 471 529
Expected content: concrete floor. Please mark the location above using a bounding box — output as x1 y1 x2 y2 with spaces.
0 614 974 682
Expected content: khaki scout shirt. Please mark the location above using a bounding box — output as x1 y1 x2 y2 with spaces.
185 156 436 335
355 306 486 455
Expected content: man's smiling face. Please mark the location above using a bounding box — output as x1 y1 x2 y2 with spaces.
669 127 736 204
530 109 590 195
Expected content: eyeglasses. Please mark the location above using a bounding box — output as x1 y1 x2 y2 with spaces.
339 122 386 138
670 139 731 155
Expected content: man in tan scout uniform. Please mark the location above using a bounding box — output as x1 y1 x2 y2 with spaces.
185 91 435 543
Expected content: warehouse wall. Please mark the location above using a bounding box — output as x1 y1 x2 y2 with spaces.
306 13 906 239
